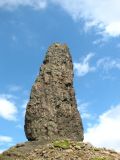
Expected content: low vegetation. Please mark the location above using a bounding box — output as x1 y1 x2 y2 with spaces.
53 139 70 149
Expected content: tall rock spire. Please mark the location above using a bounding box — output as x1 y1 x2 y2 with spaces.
24 43 84 142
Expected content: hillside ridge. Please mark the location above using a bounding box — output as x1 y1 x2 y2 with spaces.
0 139 120 160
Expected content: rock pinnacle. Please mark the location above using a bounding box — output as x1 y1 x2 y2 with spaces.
24 43 84 142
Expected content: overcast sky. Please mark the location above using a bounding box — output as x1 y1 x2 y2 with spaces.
0 0 120 153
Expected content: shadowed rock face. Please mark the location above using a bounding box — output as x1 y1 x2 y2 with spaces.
24 43 84 143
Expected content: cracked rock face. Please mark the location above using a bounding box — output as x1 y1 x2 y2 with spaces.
24 43 84 143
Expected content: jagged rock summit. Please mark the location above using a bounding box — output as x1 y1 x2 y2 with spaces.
24 43 84 143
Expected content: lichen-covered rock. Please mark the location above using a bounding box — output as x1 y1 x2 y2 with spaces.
24 43 84 142
1 140 120 160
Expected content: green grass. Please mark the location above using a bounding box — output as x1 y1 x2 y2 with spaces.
0 154 13 160
53 140 70 149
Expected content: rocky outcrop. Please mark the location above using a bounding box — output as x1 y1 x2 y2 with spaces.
24 43 84 142
1 140 120 160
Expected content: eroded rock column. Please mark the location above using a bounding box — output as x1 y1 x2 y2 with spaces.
24 43 84 142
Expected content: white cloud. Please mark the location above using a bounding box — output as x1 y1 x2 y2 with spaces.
0 135 13 143
22 100 28 109
81 112 91 120
0 0 47 10
51 0 120 37
97 57 120 71
74 55 120 77
8 85 22 92
16 124 23 129
0 97 17 121
74 53 95 76
22 100 28 116
0 136 13 153
77 100 91 120
0 94 17 100
84 104 120 152
1 0 120 36
92 36 109 47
